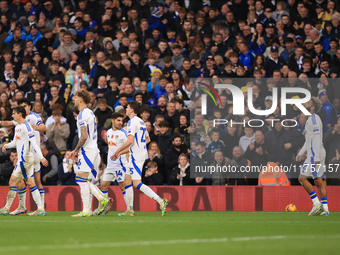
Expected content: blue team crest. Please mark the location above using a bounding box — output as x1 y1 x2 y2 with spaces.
27 119 30 123
115 135 119 139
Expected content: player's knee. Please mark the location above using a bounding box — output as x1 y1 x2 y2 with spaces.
8 180 16 187
100 183 110 191
25 180 34 188
298 177 305 184
133 182 143 189
314 178 323 187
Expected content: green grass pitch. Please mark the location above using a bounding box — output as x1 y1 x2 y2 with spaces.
0 211 339 255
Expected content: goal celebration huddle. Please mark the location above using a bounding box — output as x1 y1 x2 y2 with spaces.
0 90 168 217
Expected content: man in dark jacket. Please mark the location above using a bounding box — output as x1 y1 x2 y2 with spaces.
225 146 250 185
265 119 304 166
150 96 167 123
221 123 240 159
164 135 188 185
243 130 273 184
95 98 113 129
36 28 53 58
263 46 287 77
191 141 214 185
107 54 129 84
157 121 173 157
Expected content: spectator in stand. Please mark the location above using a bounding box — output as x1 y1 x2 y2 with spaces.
142 161 163 186
95 98 113 129
169 154 193 186
318 89 338 133
58 150 76 185
46 109 70 153
157 120 173 157
164 135 189 185
265 118 304 167
0 0 338 187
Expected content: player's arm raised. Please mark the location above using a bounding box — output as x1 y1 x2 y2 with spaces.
32 122 47 132
0 120 15 127
113 135 133 160
71 125 88 160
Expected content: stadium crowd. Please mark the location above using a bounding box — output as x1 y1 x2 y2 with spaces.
0 0 339 186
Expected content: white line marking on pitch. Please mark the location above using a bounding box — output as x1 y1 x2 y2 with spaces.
0 220 340 223
0 235 340 252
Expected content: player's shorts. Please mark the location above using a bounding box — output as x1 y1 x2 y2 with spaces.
12 157 34 179
77 148 100 178
128 156 144 181
300 155 326 179
104 160 129 183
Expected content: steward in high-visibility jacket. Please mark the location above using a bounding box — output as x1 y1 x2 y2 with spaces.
258 161 291 186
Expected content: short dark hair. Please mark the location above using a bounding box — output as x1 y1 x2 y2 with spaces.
173 135 182 141
131 51 140 57
196 141 205 148
72 106 79 114
111 112 124 119
119 93 129 99
314 41 323 47
14 106 26 119
140 105 151 114
74 17 83 23
173 98 184 106
17 98 31 107
127 101 141 114
209 128 219 136
112 53 122 61
158 120 169 128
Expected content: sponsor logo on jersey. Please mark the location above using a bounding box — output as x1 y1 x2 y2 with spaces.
15 135 21 141
108 140 116 147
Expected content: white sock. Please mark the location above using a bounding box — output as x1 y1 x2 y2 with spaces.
137 183 163 205
309 191 320 205
30 186 43 210
5 186 17 210
39 189 45 208
122 190 128 209
321 197 329 211
77 181 91 213
89 191 93 211
125 184 134 211
18 187 27 209
101 189 108 198
88 182 104 202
